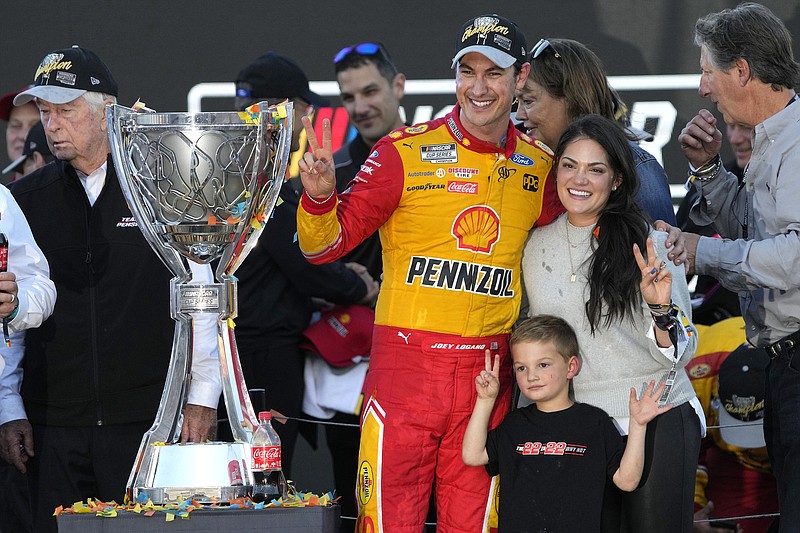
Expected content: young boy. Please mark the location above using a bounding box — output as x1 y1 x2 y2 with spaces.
462 315 671 532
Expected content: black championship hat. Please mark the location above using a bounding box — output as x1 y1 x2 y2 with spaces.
234 52 328 110
715 344 769 448
452 14 528 69
14 45 118 106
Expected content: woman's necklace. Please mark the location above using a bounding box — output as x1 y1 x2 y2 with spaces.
565 217 591 282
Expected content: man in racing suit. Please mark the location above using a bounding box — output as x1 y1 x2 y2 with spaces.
296 15 561 533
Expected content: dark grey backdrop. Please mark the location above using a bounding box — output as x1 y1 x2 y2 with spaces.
2 0 800 183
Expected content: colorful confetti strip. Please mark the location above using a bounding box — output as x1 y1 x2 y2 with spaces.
55 489 336 521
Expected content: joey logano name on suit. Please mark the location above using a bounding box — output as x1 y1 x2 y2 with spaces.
406 255 514 297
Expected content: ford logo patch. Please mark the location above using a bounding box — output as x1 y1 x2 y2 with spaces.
509 153 534 166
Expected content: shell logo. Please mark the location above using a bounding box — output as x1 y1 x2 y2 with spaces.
451 205 500 254
357 460 374 505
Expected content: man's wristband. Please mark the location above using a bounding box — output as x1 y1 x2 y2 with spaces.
687 155 722 184
7 298 19 321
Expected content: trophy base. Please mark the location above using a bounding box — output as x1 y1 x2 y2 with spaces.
133 485 250 505
130 441 253 504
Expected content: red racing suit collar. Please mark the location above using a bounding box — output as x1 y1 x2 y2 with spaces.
448 102 520 158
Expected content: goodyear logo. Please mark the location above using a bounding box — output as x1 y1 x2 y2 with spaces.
357 460 374 505
406 182 445 192
406 256 514 298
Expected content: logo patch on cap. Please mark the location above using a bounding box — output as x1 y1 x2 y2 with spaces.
55 71 77 87
493 34 512 51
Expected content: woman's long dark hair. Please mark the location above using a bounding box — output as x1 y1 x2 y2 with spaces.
553 115 651 334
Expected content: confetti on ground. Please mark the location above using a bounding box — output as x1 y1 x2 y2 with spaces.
55 489 337 521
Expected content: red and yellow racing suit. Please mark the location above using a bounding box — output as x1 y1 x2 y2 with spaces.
687 317 777 532
298 105 559 533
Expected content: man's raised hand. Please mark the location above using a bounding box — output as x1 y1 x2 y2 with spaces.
298 116 336 199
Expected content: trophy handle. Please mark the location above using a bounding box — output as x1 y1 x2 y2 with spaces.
218 316 258 440
107 105 189 279
217 101 293 279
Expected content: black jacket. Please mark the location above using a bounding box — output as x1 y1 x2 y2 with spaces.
233 180 368 353
10 157 175 426
333 134 383 281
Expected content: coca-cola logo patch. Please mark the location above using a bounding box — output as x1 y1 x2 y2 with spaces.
447 181 478 194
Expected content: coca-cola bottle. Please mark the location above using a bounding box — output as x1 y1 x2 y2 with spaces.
250 411 288 502
227 444 244 486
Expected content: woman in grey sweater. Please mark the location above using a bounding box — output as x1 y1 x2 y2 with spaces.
522 114 701 533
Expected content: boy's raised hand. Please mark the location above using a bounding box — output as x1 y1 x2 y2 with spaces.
629 380 672 427
475 349 501 400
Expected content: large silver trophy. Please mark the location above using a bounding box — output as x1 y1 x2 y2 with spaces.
107 101 293 504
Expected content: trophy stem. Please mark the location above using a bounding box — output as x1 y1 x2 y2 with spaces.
127 282 192 498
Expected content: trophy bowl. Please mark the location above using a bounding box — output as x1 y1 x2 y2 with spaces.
108 101 293 503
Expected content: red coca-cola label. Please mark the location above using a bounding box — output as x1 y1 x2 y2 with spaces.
252 445 282 470
0 247 7 272
447 181 478 194
228 459 243 485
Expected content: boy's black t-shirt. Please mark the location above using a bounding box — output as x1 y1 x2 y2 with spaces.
486 402 625 533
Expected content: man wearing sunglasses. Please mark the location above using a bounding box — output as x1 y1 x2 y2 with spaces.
296 15 561 533
332 42 405 282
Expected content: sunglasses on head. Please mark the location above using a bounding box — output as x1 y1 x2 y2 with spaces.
334 42 386 64
530 38 561 60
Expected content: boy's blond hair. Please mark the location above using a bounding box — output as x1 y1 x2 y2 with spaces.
511 315 581 364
